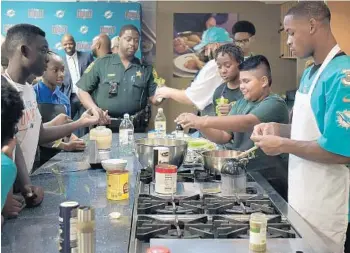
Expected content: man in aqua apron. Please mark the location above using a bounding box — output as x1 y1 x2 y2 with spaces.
251 2 350 252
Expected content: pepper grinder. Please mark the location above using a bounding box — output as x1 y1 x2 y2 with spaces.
77 206 95 253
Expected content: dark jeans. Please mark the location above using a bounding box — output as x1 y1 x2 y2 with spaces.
70 93 81 120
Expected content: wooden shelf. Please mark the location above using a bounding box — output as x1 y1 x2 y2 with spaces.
280 2 297 59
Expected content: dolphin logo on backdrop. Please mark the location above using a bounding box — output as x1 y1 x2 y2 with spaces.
55 42 63 50
100 26 116 35
6 9 15 18
80 26 89 35
3 24 15 33
52 25 68 36
104 10 113 19
55 10 65 18
125 10 140 20
28 9 44 19
77 9 93 19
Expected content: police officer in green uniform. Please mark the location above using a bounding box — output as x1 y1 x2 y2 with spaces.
77 24 162 132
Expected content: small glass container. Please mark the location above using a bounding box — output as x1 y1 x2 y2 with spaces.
90 126 112 150
249 212 267 252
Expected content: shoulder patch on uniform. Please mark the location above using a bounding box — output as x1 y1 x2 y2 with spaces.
84 62 95 73
341 70 350 87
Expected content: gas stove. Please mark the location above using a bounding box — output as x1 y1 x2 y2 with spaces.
129 167 304 253
135 214 297 242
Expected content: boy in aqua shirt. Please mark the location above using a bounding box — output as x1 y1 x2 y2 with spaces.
1 77 24 222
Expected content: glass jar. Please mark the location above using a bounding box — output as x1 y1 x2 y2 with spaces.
249 212 267 252
221 159 247 194
89 126 112 150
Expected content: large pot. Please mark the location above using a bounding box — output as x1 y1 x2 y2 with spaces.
135 138 188 170
201 150 250 175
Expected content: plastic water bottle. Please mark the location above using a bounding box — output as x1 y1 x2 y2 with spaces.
155 108 166 138
119 114 134 156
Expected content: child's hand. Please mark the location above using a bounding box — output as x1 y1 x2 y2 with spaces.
217 103 232 116
63 139 86 152
2 194 24 218
23 185 44 208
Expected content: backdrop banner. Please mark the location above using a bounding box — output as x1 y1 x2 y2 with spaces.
1 1 142 58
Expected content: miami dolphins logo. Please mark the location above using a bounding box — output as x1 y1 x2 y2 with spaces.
341 70 350 87
80 26 88 35
104 10 113 19
55 10 65 18
337 110 350 130
55 42 63 50
343 95 350 103
6 9 15 18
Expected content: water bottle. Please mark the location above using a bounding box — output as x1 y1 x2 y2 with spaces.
119 114 134 156
155 108 166 138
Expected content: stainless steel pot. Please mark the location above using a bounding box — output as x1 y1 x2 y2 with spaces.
201 150 250 175
135 138 188 170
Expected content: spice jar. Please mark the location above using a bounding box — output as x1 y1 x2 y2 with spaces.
249 212 267 252
155 164 177 194
89 126 112 150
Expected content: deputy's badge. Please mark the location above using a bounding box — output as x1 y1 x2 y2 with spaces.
341 70 350 87
84 62 94 73
136 70 142 78
336 110 350 130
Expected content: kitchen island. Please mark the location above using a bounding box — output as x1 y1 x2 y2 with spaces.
1 134 331 253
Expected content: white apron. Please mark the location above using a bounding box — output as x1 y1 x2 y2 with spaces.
289 44 349 253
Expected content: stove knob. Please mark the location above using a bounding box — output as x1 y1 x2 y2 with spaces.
147 247 171 253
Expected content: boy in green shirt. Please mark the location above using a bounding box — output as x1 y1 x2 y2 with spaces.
212 44 243 116
176 55 289 198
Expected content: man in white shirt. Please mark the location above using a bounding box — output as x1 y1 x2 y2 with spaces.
3 24 98 213
155 27 233 116
60 34 94 120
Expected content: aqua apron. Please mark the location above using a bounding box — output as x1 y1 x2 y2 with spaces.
289 44 349 253
37 103 67 166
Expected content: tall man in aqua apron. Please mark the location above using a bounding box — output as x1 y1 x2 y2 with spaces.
251 2 350 252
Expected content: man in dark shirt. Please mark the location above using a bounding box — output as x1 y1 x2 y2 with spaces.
77 25 162 132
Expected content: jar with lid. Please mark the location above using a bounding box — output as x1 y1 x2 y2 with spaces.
249 212 267 252
221 159 247 194
175 124 184 139
89 126 112 150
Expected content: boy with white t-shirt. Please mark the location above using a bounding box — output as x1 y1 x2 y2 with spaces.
3 24 99 210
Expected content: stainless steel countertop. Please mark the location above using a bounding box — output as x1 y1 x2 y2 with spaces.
1 133 145 253
1 134 332 253
250 172 332 253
